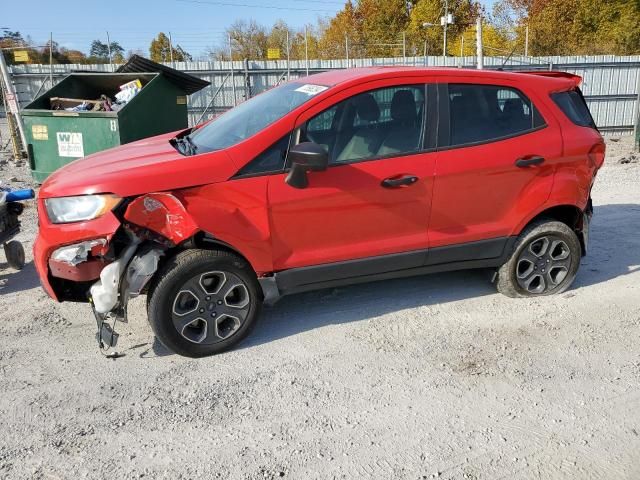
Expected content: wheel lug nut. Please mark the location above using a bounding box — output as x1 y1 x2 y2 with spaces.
206 296 211 301
199 308 205 313
211 312 216 317
217 300 223 305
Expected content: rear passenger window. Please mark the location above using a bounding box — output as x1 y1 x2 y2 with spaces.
448 84 545 147
551 89 596 128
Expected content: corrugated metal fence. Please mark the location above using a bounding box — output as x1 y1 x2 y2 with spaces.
9 55 640 135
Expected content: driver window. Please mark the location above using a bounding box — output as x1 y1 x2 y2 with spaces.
300 84 426 165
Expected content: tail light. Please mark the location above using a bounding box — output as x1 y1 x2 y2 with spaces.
588 142 605 169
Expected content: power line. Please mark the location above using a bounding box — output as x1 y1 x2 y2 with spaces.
174 0 336 13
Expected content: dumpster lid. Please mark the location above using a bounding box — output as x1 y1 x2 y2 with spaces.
116 55 209 95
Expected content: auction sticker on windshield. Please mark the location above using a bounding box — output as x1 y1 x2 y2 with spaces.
294 84 329 95
56 132 84 158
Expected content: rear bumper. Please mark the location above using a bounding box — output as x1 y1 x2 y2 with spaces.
34 200 121 301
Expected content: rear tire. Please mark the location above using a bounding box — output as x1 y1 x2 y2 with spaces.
496 220 581 298
4 241 25 270
147 249 262 357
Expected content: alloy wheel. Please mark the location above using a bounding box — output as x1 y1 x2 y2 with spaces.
515 235 573 294
171 271 251 344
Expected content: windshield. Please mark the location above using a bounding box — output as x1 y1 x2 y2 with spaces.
189 82 329 152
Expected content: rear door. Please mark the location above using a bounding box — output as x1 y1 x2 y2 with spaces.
429 81 562 254
267 81 438 272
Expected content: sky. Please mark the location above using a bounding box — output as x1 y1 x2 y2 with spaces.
2 0 496 59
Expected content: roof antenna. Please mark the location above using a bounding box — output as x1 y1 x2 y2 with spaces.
500 43 520 70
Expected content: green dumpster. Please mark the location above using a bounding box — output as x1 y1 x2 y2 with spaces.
22 58 209 182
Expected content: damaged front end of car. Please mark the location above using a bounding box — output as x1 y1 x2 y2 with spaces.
55 193 198 356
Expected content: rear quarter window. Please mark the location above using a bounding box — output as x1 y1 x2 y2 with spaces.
551 89 596 129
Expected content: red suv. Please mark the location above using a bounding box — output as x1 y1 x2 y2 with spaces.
34 67 604 357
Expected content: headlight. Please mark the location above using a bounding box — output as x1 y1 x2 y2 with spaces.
44 194 121 224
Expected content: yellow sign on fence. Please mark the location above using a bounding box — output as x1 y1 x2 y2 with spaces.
267 48 281 60
13 50 29 62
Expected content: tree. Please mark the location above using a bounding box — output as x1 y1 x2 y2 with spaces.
267 20 294 59
407 0 481 57
357 0 410 57
225 21 268 60
90 40 109 58
317 0 361 59
289 24 321 61
60 48 87 64
492 0 640 55
448 24 512 57
89 39 125 62
572 0 640 55
149 32 191 62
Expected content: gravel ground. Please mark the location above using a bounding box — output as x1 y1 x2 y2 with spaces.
1 123 640 479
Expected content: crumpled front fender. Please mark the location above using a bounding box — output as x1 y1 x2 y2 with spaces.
124 193 198 245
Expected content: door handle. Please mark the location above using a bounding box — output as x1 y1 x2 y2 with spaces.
515 156 545 167
381 175 419 188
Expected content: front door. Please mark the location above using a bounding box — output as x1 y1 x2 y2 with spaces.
268 83 437 272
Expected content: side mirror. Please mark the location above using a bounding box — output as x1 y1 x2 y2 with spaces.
285 142 329 189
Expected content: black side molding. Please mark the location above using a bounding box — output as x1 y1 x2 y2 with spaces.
263 236 517 301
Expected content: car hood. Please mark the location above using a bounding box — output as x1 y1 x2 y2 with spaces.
39 132 239 198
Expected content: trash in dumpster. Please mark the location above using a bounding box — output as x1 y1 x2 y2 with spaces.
114 79 142 104
50 94 113 112
49 78 143 113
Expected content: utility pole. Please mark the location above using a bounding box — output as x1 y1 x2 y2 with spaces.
460 34 464 58
422 22 435 67
106 31 113 71
476 16 484 70
228 34 237 106
168 32 174 67
49 32 53 87
243 58 251 100
443 0 448 58
345 35 349 65
524 25 529 57
423 40 428 66
304 26 309 76
402 32 406 65
285 29 290 81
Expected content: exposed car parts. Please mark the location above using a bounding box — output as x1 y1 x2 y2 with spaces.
89 231 165 355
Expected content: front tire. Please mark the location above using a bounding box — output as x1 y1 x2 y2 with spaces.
496 220 581 298
147 249 262 357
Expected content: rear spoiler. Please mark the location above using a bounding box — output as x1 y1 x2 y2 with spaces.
518 71 582 87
